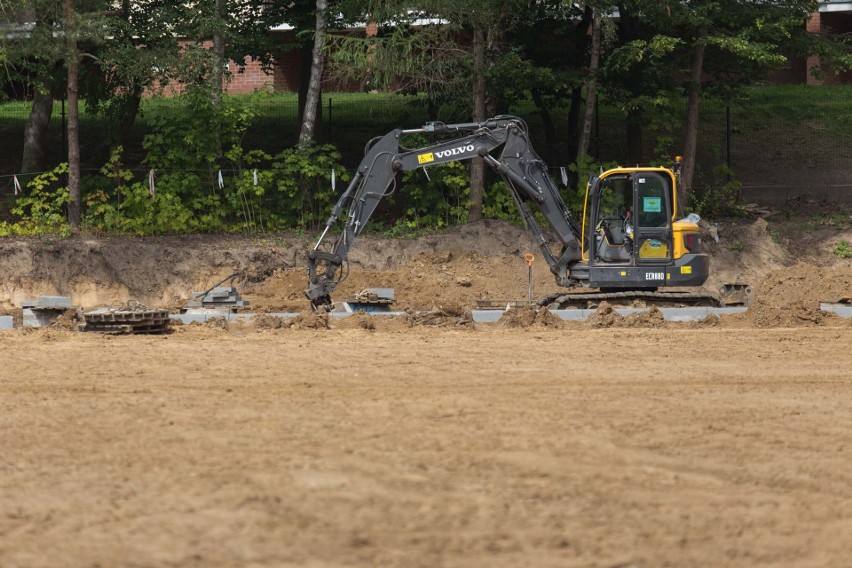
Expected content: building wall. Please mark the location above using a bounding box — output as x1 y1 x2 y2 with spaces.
809 11 852 84
227 56 276 94
156 25 370 96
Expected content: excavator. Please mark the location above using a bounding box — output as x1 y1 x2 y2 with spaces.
306 115 719 311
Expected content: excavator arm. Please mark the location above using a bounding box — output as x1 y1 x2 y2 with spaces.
306 116 584 311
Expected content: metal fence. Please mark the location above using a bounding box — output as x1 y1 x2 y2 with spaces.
1 93 850 204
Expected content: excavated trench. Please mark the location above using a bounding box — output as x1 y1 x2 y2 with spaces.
0 218 849 328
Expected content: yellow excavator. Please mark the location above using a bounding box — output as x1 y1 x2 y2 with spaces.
306 115 723 311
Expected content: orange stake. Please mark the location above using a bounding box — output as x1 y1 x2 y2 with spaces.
523 254 535 304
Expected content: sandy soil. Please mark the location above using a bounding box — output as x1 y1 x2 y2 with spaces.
1 213 852 567
2 324 852 568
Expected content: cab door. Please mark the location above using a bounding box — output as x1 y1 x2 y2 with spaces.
632 172 673 267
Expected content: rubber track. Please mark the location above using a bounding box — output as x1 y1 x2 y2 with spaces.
536 290 724 309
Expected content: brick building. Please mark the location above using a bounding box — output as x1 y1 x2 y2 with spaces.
208 21 379 96
806 1 852 84
172 6 852 96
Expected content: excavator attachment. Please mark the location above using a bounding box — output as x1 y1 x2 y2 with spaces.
718 283 755 306
306 250 341 311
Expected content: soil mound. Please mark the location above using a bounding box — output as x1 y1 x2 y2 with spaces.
205 316 230 329
731 263 851 327
690 313 721 328
405 305 475 328
0 236 302 310
250 314 285 330
586 302 667 328
330 312 377 331
50 308 84 331
587 302 623 328
749 300 830 328
288 311 330 330
622 306 667 328
247 221 548 312
496 305 564 329
754 262 851 305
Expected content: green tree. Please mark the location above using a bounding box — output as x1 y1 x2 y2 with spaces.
1 0 69 173
327 0 527 221
664 0 817 207
299 0 328 146
603 0 816 209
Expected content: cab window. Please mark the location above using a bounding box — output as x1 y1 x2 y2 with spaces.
636 176 669 228
597 175 631 222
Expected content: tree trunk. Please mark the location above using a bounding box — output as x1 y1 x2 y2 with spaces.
65 0 81 228
566 86 582 161
680 38 706 213
297 39 322 135
626 108 644 165
531 87 557 165
212 0 226 105
117 87 142 149
299 0 328 146
578 7 601 158
22 88 53 173
468 25 486 223
297 39 312 123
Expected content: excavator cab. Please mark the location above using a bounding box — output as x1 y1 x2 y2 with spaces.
583 164 708 289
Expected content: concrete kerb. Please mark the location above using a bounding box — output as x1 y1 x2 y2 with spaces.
3 305 850 331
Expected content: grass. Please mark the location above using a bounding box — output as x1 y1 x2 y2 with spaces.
834 240 852 258
0 84 851 186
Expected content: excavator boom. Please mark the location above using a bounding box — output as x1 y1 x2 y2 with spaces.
306 116 583 310
306 116 714 311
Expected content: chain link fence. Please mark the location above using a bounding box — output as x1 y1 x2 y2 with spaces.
0 92 849 204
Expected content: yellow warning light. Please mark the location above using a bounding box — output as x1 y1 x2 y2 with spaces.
675 155 683 162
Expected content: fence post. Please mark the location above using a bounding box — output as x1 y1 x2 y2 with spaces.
726 104 731 183
594 97 600 160
327 97 333 141
61 97 67 155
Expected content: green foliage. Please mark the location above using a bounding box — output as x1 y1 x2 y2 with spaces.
384 160 471 236
567 155 619 213
691 165 746 218
487 50 575 111
79 89 350 235
0 164 72 237
84 147 226 234
144 87 259 170
269 144 350 230
834 240 852 258
482 181 519 223
82 141 350 235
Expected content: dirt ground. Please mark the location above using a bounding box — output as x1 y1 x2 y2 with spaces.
1 210 852 567
2 324 852 568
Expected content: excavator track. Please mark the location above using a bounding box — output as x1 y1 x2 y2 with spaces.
537 290 725 310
